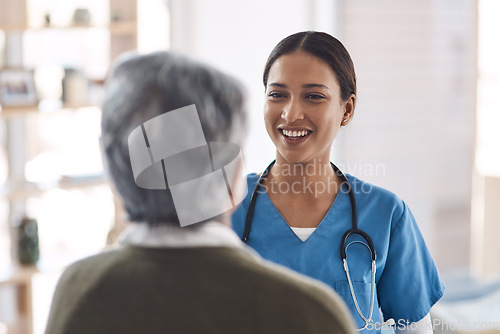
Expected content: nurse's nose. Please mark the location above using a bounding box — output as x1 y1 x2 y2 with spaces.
281 100 304 123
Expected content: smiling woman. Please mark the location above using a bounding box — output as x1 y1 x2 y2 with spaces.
231 31 445 333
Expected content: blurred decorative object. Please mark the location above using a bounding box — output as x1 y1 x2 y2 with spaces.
0 68 38 107
72 8 91 25
34 65 64 101
62 68 88 106
44 12 51 26
87 79 106 105
15 216 40 265
111 9 121 22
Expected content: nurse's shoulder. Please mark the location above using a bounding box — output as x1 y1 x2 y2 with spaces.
345 174 408 224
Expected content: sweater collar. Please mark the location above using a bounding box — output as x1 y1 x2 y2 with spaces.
118 221 245 249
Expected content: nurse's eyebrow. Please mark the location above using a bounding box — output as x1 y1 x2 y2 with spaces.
267 83 329 89
303 83 329 89
268 82 287 88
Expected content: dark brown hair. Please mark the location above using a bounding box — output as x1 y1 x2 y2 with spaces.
263 31 356 101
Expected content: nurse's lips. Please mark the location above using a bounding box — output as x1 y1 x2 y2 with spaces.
278 126 312 146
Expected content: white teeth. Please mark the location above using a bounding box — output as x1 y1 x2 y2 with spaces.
282 129 309 138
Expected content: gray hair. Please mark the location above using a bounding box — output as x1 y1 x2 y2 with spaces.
101 51 247 225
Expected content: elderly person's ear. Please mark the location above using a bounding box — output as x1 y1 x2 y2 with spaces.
228 156 247 215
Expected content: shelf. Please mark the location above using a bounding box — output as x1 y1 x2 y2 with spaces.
0 21 137 33
0 264 38 287
0 104 100 118
0 2 138 333
1 174 108 200
0 23 27 32
109 21 138 34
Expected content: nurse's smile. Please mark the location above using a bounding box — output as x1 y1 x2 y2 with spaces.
278 126 312 146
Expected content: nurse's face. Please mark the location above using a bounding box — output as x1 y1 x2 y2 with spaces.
264 51 354 165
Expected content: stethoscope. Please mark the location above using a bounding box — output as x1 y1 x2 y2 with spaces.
242 160 388 331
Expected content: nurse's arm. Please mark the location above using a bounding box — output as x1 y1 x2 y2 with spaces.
395 313 433 334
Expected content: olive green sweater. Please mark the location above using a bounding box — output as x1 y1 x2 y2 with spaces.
45 246 354 334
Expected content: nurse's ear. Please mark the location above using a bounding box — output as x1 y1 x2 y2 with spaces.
341 94 356 127
213 147 247 228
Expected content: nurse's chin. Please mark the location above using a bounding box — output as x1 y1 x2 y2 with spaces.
275 152 320 167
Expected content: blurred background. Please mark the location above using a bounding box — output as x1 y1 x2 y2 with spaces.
0 0 499 333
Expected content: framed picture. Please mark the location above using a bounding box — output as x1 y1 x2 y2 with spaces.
0 68 38 107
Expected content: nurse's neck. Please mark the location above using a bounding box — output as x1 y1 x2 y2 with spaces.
267 155 340 201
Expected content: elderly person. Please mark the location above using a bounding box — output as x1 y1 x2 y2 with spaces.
45 51 355 334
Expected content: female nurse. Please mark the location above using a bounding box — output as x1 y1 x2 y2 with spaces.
231 31 445 333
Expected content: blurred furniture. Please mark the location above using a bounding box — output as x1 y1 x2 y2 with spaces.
0 265 38 334
471 175 500 278
432 275 500 334
0 0 137 250
0 0 138 332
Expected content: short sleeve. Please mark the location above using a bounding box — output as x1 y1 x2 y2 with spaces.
377 201 445 323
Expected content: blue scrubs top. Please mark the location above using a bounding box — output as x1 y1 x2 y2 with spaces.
232 173 445 332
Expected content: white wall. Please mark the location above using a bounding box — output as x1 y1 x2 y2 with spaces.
168 0 339 173
471 0 500 279
338 0 477 272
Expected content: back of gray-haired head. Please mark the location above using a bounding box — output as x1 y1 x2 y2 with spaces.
101 51 247 225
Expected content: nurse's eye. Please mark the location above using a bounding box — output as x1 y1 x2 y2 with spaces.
305 93 326 101
267 92 287 99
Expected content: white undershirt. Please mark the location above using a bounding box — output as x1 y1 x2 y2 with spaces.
290 227 316 242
